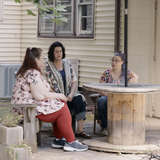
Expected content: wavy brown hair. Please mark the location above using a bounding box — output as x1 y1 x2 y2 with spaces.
16 47 42 77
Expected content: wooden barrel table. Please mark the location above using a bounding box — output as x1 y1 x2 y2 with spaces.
83 83 160 145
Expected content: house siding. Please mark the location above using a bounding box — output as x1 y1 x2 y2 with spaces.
20 0 115 86
127 0 160 117
0 0 22 63
2 0 160 118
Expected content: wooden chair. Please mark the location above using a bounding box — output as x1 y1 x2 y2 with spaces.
70 59 100 134
89 93 100 134
81 89 100 134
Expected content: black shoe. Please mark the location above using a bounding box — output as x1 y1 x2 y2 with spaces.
75 131 92 139
51 138 66 149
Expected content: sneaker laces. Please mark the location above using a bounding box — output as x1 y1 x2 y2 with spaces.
74 140 82 145
69 140 82 145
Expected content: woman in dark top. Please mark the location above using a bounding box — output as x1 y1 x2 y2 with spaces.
45 41 91 139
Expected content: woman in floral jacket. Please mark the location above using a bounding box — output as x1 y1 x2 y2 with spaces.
11 47 88 152
97 52 138 136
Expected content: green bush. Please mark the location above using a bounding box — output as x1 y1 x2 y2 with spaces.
0 112 23 127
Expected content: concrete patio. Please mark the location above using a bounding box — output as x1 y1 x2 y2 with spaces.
32 116 160 160
1 101 160 160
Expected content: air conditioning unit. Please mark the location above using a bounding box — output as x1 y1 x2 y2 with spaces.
0 64 21 98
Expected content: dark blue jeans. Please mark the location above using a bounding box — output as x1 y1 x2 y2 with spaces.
97 96 108 129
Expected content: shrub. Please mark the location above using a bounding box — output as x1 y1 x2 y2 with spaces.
0 112 23 127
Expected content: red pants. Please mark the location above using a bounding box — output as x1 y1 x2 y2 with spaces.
36 103 75 142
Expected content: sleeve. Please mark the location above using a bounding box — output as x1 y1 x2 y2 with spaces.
27 69 41 85
27 70 50 100
44 64 53 89
99 69 110 83
44 63 59 92
70 63 77 82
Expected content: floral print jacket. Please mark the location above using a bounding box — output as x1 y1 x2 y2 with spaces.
100 68 137 84
11 69 64 115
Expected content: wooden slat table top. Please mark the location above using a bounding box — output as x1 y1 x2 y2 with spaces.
83 83 160 94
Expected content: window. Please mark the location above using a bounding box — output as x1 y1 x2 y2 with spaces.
38 0 94 38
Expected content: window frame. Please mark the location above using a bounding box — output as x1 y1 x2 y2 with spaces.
76 0 94 37
38 0 95 38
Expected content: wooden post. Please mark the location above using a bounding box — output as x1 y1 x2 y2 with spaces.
24 106 37 153
107 93 145 145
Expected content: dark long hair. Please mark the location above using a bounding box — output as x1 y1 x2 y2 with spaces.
48 41 65 62
16 47 42 77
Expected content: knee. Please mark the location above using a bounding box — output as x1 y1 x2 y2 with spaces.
97 96 107 110
97 96 107 105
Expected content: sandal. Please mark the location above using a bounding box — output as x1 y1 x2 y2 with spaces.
75 131 92 139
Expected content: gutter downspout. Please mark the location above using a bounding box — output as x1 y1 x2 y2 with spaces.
153 0 158 61
114 0 121 52
124 0 128 87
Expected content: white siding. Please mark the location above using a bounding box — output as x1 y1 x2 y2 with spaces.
20 0 115 86
126 0 160 117
0 0 22 63
0 0 115 85
0 0 3 21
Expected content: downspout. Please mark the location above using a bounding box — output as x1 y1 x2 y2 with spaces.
153 0 158 61
124 0 128 87
114 0 121 52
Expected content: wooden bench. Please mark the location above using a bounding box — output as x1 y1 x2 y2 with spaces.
11 104 38 152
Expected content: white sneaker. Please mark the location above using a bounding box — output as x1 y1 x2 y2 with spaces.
63 140 88 152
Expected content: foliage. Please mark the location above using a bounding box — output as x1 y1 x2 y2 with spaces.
6 143 31 160
0 112 23 127
14 0 67 23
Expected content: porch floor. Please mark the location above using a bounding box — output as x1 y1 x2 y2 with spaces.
1 101 160 160
33 116 160 160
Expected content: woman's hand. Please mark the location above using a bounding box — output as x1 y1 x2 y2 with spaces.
128 72 138 84
67 93 73 102
48 93 67 102
55 93 67 102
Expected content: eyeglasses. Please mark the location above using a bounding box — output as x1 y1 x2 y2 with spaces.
112 59 122 63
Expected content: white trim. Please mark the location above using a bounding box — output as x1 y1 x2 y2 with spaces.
77 0 94 35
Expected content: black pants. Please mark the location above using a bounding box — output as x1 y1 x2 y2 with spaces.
67 95 86 120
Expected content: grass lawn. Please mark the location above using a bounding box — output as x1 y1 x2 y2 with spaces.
0 100 95 124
